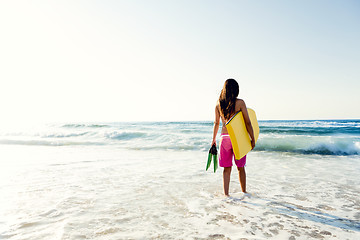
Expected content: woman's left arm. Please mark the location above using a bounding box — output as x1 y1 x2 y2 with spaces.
212 105 220 146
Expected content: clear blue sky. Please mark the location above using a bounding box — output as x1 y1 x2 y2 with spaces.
1 0 359 123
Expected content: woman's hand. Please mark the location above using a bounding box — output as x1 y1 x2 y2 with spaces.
211 139 217 147
251 139 255 150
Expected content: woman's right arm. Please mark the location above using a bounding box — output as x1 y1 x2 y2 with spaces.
238 100 256 149
212 104 220 146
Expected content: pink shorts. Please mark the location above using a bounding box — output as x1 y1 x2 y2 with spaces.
219 134 247 168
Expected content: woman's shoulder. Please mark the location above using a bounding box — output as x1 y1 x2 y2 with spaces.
215 100 220 108
235 98 246 111
215 101 220 111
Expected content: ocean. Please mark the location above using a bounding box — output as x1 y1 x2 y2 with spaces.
0 120 359 239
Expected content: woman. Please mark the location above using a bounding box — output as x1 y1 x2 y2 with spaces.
212 79 255 196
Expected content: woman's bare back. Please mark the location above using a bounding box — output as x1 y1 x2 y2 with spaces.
216 99 245 134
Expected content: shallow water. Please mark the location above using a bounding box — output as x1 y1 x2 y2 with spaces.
0 121 359 239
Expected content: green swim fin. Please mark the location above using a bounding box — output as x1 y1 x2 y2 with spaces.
206 152 212 171
213 154 218 172
206 144 218 172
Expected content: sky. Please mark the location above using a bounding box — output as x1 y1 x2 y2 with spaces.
0 0 359 123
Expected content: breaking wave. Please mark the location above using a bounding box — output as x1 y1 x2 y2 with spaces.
0 120 359 155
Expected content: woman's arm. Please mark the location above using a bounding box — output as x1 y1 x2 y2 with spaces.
239 100 255 149
212 104 220 146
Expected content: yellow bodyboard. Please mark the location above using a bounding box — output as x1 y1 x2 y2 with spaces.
225 108 260 160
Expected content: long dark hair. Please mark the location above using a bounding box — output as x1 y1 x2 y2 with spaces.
219 79 239 120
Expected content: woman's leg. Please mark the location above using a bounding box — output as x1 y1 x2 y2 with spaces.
223 167 232 196
237 167 246 193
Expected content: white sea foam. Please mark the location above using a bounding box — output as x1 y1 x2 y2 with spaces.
0 144 359 239
0 121 359 239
